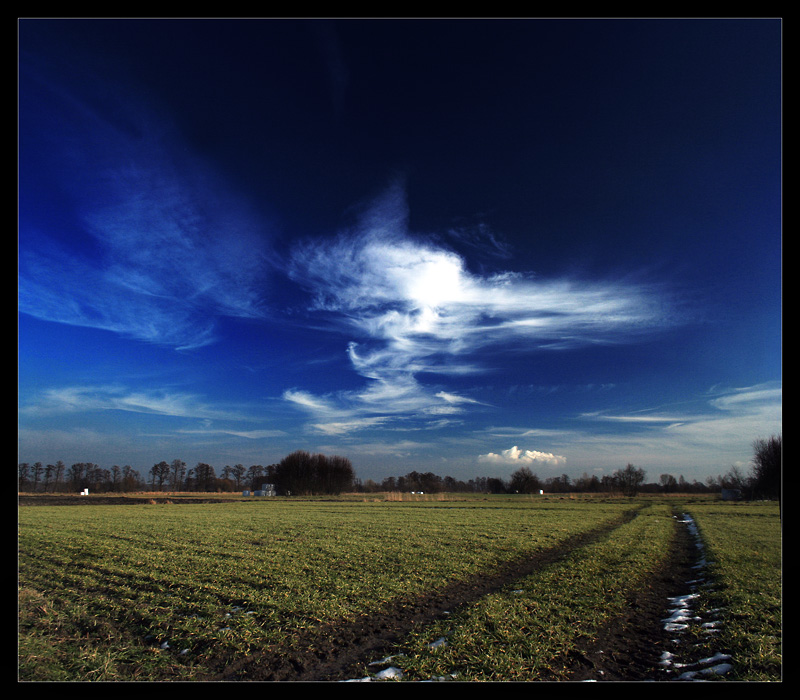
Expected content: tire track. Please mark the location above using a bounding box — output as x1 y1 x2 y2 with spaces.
561 508 704 681
208 506 644 681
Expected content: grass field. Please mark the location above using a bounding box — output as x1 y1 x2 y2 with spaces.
18 494 781 682
686 502 782 681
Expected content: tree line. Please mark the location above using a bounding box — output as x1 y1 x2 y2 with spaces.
360 435 780 500
17 461 142 494
17 450 356 496
18 435 780 501
361 463 652 496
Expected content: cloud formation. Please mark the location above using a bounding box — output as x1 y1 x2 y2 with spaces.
20 385 246 422
285 184 676 434
487 382 783 474
478 445 567 467
18 69 272 350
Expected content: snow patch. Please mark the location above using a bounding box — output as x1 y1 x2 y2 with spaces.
658 513 734 681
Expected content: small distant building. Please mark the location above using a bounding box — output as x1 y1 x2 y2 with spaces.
244 484 276 497
721 488 743 501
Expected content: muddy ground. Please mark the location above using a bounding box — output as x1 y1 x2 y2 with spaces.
560 511 704 682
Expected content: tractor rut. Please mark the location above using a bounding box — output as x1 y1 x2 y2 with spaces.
208 508 648 682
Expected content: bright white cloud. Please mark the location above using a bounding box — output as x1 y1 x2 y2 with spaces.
310 417 392 436
435 391 484 406
326 440 434 459
478 445 567 467
282 389 340 417
293 226 665 359
581 412 704 424
282 379 472 436
709 384 782 412
285 183 675 434
582 382 781 435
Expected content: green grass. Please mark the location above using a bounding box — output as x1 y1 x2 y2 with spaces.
374 503 676 681
18 496 781 681
686 502 782 681
19 498 629 681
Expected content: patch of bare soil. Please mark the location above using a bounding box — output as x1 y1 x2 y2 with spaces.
205 508 644 682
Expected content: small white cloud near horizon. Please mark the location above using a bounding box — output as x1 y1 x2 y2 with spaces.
435 391 486 406
478 445 567 468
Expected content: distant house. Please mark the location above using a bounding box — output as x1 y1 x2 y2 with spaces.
721 488 743 501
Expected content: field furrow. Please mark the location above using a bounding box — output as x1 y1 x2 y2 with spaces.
212 505 643 680
18 496 781 682
337 503 679 682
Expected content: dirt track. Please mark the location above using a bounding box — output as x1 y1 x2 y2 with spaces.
20 497 710 681
561 510 701 681
202 506 705 682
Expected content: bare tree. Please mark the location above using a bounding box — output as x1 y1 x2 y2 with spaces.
169 459 187 491
750 435 781 500
150 461 170 491
246 464 264 491
193 463 217 492
54 461 65 491
615 463 646 497
659 473 678 493
31 462 44 492
509 466 542 493
231 464 246 490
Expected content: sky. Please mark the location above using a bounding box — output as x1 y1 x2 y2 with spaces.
18 18 781 485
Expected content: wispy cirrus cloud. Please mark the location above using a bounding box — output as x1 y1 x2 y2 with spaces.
176 428 288 440
479 382 782 474
282 380 473 436
284 183 678 434
581 382 781 434
18 66 272 350
20 384 248 422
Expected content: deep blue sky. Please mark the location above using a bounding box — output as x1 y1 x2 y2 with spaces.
18 18 781 484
